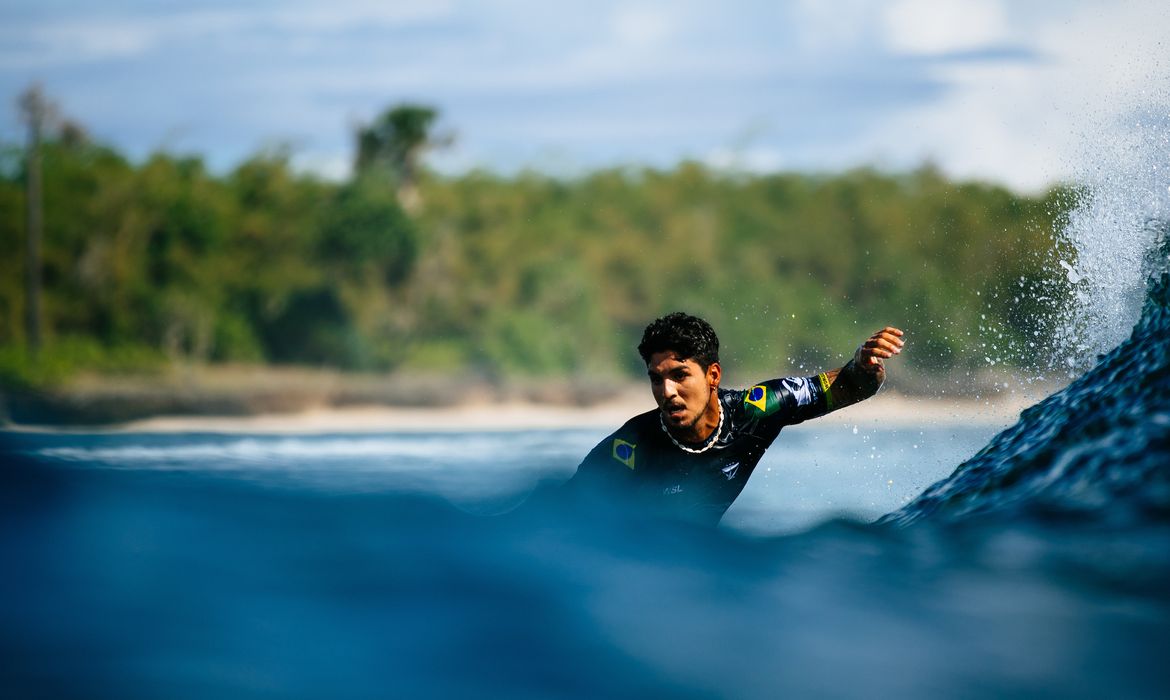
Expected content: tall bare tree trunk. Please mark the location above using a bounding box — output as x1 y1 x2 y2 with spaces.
19 86 48 357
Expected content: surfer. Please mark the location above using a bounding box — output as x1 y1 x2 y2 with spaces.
564 312 904 525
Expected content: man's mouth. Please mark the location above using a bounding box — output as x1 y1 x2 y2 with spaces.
665 405 687 420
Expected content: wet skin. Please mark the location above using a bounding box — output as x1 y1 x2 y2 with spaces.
646 351 722 445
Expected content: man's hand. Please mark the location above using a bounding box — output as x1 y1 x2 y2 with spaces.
854 327 904 374
817 327 903 411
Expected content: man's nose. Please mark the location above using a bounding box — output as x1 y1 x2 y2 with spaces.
663 380 679 399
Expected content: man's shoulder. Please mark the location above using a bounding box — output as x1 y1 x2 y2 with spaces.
605 408 659 444
585 408 660 472
623 407 661 429
719 386 748 404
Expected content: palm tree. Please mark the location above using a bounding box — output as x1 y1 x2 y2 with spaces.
18 84 57 356
354 104 451 212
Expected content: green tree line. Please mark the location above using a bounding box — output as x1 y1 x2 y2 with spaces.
0 106 1073 388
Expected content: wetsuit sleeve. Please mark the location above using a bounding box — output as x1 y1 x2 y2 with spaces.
740 375 832 428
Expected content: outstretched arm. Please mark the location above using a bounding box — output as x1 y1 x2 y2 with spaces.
818 327 904 411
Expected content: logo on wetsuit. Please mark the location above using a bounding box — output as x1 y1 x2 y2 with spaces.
781 377 814 406
745 384 780 417
612 439 636 469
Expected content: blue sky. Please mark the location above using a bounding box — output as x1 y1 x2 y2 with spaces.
1 0 1167 191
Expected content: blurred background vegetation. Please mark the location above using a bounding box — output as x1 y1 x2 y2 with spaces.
0 92 1075 399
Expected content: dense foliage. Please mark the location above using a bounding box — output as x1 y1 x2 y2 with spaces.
0 134 1072 387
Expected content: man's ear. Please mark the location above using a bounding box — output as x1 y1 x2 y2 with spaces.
707 361 721 388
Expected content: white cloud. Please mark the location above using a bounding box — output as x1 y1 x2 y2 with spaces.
611 6 674 49
293 150 350 181
882 0 1010 55
0 2 456 69
705 146 786 173
265 1 455 32
0 20 161 67
792 0 885 54
3 0 1166 193
866 0 1170 190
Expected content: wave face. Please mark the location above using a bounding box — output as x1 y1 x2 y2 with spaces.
884 241 1170 527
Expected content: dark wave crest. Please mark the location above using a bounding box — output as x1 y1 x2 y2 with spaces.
883 232 1170 527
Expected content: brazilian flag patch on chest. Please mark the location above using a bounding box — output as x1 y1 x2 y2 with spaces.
612 439 636 469
744 384 781 417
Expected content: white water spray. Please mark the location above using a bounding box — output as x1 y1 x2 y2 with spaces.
1054 106 1170 371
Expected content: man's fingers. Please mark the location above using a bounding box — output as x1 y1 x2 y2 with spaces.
873 327 905 344
865 337 901 350
867 328 905 349
855 326 904 370
864 337 902 355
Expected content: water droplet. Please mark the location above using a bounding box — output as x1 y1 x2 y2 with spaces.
1058 259 1082 284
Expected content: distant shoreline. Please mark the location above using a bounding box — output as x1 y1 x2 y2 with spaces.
0 363 1064 434
2 388 1043 435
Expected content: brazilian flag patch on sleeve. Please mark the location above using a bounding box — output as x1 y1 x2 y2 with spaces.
744 384 781 417
612 439 637 469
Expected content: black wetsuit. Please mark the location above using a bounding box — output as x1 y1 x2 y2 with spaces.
566 373 835 526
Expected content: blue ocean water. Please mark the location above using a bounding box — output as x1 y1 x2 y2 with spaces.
0 421 998 531
1 404 1167 698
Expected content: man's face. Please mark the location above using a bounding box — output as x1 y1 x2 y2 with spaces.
647 351 720 430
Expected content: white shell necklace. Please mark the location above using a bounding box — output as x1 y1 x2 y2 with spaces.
660 397 724 454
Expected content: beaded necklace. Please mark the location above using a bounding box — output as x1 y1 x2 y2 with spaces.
660 398 724 454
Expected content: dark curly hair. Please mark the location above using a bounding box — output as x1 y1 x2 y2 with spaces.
637 312 720 369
